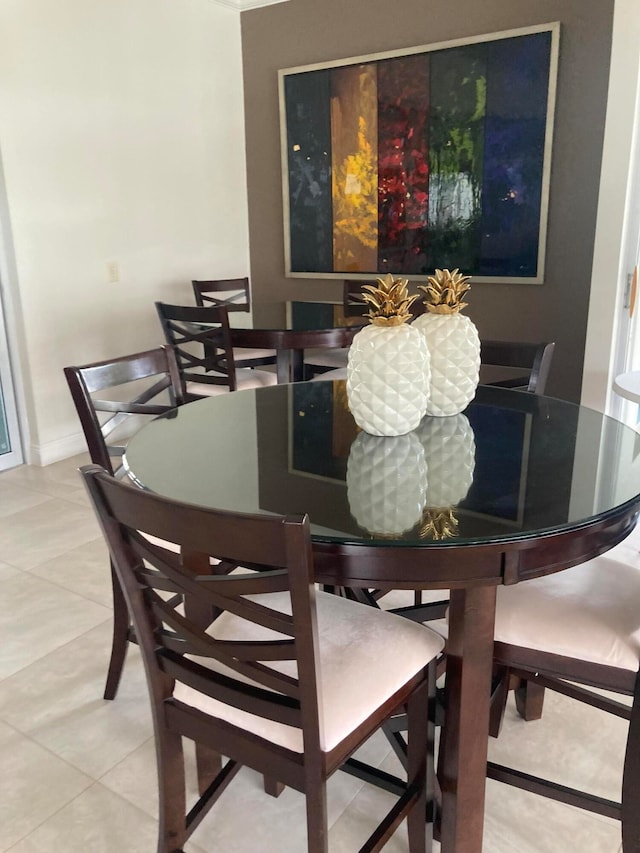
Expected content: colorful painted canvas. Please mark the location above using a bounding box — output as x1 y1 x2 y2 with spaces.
279 23 559 283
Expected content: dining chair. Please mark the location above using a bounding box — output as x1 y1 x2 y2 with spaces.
155 301 277 398
64 345 185 699
311 339 556 397
303 281 381 377
192 276 252 312
486 534 640 849
343 279 373 318
479 340 555 394
82 463 445 853
192 277 277 369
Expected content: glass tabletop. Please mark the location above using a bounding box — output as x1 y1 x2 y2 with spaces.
123 382 640 548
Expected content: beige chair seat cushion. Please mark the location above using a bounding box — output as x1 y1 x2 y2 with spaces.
310 367 347 382
187 367 277 397
494 545 640 672
305 348 349 370
174 590 444 753
378 588 449 640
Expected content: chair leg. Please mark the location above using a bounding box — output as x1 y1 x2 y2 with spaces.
514 677 546 721
264 776 285 797
407 671 433 853
488 667 511 738
156 728 187 853
103 560 130 700
305 773 329 853
622 675 640 852
195 743 222 796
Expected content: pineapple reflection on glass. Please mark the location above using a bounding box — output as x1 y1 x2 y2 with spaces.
347 431 427 537
417 413 476 541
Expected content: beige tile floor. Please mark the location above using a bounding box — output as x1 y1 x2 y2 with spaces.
0 452 628 852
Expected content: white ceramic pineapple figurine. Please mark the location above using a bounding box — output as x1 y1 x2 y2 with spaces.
346 274 430 436
413 268 480 417
417 413 476 540
347 431 427 536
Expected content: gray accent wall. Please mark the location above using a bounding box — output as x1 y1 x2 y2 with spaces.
240 0 615 402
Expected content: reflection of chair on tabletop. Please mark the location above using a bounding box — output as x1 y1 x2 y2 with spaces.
83 463 445 853
192 278 277 368
64 345 185 699
155 302 277 398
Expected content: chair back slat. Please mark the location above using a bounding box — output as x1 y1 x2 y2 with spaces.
131 532 295 634
82 465 320 737
159 650 303 726
64 346 184 475
156 302 238 393
192 277 251 313
149 593 296 663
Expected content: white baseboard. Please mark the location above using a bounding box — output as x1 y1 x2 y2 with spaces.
29 432 88 467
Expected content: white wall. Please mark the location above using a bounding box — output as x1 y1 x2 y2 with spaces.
581 0 640 414
0 0 250 464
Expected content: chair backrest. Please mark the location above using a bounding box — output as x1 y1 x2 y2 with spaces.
64 346 184 475
480 340 555 395
343 280 371 317
192 278 251 313
81 464 322 752
155 301 239 393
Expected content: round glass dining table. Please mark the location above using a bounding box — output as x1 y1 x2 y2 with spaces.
123 381 640 853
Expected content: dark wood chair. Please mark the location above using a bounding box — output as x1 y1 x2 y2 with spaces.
487 537 640 849
343 279 372 318
479 340 555 394
64 345 185 699
82 463 444 853
313 338 555 392
192 276 252 312
192 277 277 369
155 301 277 398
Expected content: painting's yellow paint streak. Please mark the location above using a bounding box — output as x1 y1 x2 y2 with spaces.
331 65 378 271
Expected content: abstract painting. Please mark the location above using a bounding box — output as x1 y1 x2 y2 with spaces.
279 23 559 283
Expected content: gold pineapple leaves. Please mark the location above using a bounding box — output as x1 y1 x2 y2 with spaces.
420 508 459 541
362 273 418 327
418 268 471 315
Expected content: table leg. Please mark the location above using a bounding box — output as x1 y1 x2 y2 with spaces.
276 350 291 384
439 586 497 853
275 349 304 383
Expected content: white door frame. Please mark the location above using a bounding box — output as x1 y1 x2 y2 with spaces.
0 147 26 470
0 281 22 470
581 0 640 417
